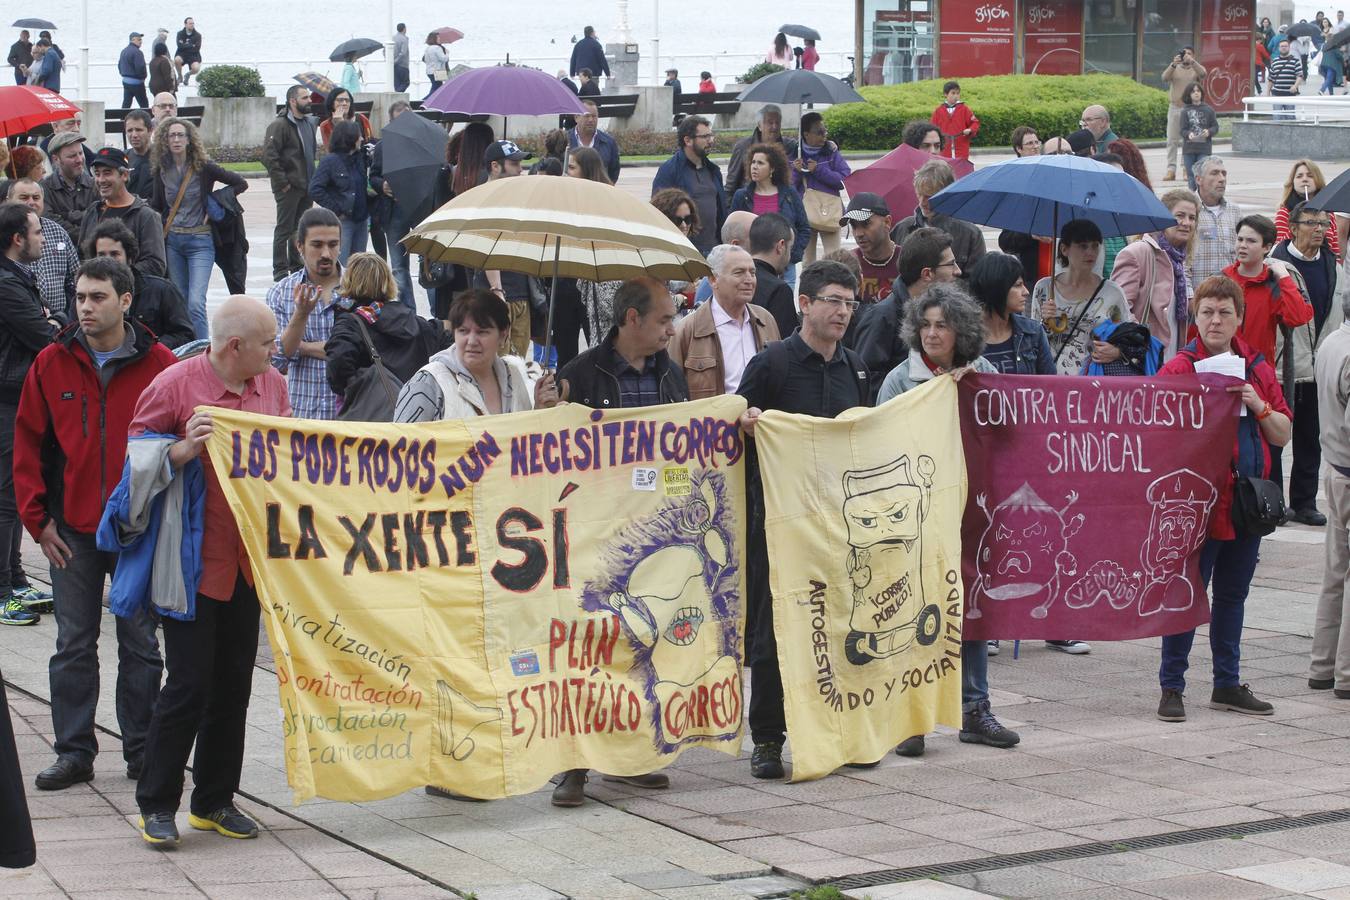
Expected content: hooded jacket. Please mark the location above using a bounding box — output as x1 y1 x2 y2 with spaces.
130 268 196 350
0 255 61 403
14 318 176 537
324 300 449 398
78 195 168 278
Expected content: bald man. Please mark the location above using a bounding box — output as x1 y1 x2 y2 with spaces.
692 211 759 305
151 92 177 126
1042 136 1073 155
128 294 291 847
1080 104 1117 154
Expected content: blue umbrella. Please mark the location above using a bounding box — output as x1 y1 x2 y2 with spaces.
927 154 1177 239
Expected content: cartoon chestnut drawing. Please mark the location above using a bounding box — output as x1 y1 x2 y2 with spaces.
970 483 1084 620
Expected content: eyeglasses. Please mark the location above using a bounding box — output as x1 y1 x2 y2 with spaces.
934 261 959 269
694 131 714 140
810 295 859 311
673 215 695 225
167 132 188 140
1297 219 1331 228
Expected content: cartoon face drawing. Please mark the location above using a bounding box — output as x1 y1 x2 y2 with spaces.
612 545 713 674
1142 469 1217 579
971 484 1083 619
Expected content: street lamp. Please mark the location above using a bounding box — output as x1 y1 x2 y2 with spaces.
79 0 89 101
652 0 661 85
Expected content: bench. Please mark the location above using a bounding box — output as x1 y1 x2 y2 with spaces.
589 93 639 120
675 91 742 118
406 100 489 126
102 105 204 137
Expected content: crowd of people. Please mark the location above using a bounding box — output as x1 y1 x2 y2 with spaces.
5 39 1350 861
7 19 203 103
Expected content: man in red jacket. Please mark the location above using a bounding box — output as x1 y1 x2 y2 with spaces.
14 257 176 791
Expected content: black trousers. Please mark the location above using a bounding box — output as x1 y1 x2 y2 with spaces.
550 278 587 368
745 472 786 745
1269 381 1322 512
0 673 35 869
136 571 261 817
394 63 410 94
271 188 312 281
121 83 149 108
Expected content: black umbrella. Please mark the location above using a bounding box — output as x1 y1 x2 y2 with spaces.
380 111 449 223
1324 25 1350 52
329 38 384 63
1306 168 1350 213
12 18 56 30
736 68 863 106
1286 21 1322 40
778 24 821 41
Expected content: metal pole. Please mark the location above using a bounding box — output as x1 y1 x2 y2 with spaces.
541 234 563 370
652 0 661 85
385 0 395 93
79 0 90 101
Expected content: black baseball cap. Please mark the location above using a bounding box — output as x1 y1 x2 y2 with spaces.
840 192 891 226
484 140 532 163
92 147 131 170
129 31 144 39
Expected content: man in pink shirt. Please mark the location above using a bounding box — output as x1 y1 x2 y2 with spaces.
128 295 290 847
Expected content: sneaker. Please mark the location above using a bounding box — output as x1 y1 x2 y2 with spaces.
894 735 925 757
0 598 38 626
12 585 54 614
1157 688 1186 722
750 742 785 779
34 756 94 791
1045 640 1091 655
987 640 1000 656
1210 684 1274 716
959 700 1021 749
551 769 587 807
1291 508 1328 527
187 805 259 839
1310 677 1335 690
1165 166 1177 181
139 812 179 846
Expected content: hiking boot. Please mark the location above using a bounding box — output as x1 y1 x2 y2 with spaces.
1165 166 1177 181
959 700 1021 749
1210 684 1273 716
986 640 1000 656
551 769 587 807
894 735 925 757
750 742 785 779
602 772 670 789
139 812 180 846
188 805 258 839
34 756 94 791
1045 640 1090 655
1310 677 1335 690
0 597 38 626
12 585 54 614
1158 689 1186 721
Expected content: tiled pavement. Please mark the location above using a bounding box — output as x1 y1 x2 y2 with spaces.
5 148 1350 899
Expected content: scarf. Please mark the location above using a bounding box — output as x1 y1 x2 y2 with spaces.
1159 235 1190 337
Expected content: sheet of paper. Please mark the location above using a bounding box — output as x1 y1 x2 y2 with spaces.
1194 352 1248 414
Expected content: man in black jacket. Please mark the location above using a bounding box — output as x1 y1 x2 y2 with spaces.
84 220 194 349
569 26 610 81
262 87 318 280
748 213 799 340
7 30 31 84
41 133 98 245
78 148 167 279
0 203 62 626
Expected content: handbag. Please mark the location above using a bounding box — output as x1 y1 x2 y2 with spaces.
338 316 402 422
802 188 843 234
1230 470 1285 538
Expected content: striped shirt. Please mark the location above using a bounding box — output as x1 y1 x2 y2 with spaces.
1268 55 1302 95
265 269 346 421
26 217 78 318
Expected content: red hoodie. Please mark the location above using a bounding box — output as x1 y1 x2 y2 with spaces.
1222 261 1313 365
930 101 979 160
14 320 176 538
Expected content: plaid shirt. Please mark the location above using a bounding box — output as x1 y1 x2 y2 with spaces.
25 217 78 318
1188 198 1243 285
265 268 346 421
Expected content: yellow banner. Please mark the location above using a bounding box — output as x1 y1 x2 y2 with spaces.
204 397 748 802
754 377 966 780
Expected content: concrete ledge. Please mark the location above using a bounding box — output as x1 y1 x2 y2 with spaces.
1232 120 1350 160
198 96 277 149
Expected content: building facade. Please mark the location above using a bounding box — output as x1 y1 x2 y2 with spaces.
853 1 1257 111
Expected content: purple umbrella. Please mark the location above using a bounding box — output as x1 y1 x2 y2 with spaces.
425 65 586 118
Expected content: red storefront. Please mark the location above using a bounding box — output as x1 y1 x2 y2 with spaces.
854 0 1256 112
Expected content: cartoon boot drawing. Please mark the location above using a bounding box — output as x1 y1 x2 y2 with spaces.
1138 469 1217 616
841 455 940 666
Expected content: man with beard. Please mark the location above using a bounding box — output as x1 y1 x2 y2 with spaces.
263 86 319 280
652 116 726 257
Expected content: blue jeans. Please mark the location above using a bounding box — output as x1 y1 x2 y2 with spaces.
385 208 414 305
1321 66 1338 94
961 639 987 711
340 216 369 264
166 231 216 341
1159 534 1262 692
49 526 161 765
1182 152 1205 191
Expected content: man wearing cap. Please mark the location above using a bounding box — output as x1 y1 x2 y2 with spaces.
1064 128 1098 157
78 148 167 280
475 141 534 357
664 67 682 117
39 116 98 172
844 193 900 307
41 133 98 245
118 33 149 110
7 178 79 320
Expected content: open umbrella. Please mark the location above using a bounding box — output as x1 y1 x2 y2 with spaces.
404 175 709 363
1324 25 1350 52
379 111 448 223
844 144 973 223
1286 21 1322 40
778 24 821 41
425 65 585 136
736 69 865 164
329 38 384 63
0 86 81 138
1305 167 1350 213
293 71 336 96
433 27 465 45
12 19 56 30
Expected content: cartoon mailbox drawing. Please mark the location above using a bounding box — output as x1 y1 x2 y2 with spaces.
841 454 940 666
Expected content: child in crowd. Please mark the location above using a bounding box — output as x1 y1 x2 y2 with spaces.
931 80 980 160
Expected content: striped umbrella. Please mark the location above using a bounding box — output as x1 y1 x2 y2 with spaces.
404 175 710 363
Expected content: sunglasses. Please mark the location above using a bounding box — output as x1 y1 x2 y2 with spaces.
673 215 695 225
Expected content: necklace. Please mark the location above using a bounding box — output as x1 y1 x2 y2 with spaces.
859 244 896 267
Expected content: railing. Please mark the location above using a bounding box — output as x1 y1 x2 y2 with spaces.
1241 94 1350 124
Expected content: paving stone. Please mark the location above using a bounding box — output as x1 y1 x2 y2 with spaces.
944 863 1107 897
719 835 843 866
1129 872 1289 899
1223 858 1350 893
866 881 998 899
623 868 718 889
1042 851 1205 885
469 884 567 900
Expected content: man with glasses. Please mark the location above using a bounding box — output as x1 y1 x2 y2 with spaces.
566 100 621 184
151 93 178 128
1079 104 1118 155
737 259 870 779
1271 203 1339 526
652 115 727 256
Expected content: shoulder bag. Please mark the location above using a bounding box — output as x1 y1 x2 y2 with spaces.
338 317 402 422
802 186 843 234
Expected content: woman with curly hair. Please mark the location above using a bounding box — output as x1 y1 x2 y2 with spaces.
730 142 810 269
150 116 248 339
1105 137 1153 190
651 187 699 242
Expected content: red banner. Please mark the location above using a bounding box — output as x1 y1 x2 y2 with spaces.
1200 0 1255 112
939 0 1016 77
958 374 1240 641
1023 0 1084 75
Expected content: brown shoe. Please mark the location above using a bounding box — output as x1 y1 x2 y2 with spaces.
551 769 587 807
1165 167 1177 181
602 772 670 789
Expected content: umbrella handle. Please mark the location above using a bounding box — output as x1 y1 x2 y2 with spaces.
541 234 562 373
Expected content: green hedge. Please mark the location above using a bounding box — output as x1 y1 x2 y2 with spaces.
195 65 266 98
823 74 1168 151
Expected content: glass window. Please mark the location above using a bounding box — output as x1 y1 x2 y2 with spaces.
1140 0 1197 89
861 0 935 85
1084 0 1137 77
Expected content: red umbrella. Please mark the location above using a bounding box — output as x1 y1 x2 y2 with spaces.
0 86 81 138
844 143 974 223
433 27 465 45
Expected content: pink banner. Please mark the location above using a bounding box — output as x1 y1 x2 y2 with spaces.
958 373 1241 641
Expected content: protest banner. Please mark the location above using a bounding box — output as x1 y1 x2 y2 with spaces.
203 396 748 802
958 373 1241 641
755 377 966 780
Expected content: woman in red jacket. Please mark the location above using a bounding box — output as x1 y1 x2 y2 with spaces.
1155 274 1291 724
931 81 979 160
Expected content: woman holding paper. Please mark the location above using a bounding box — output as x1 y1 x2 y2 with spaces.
1155 274 1291 724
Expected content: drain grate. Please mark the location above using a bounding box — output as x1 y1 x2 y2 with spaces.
829 807 1350 890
